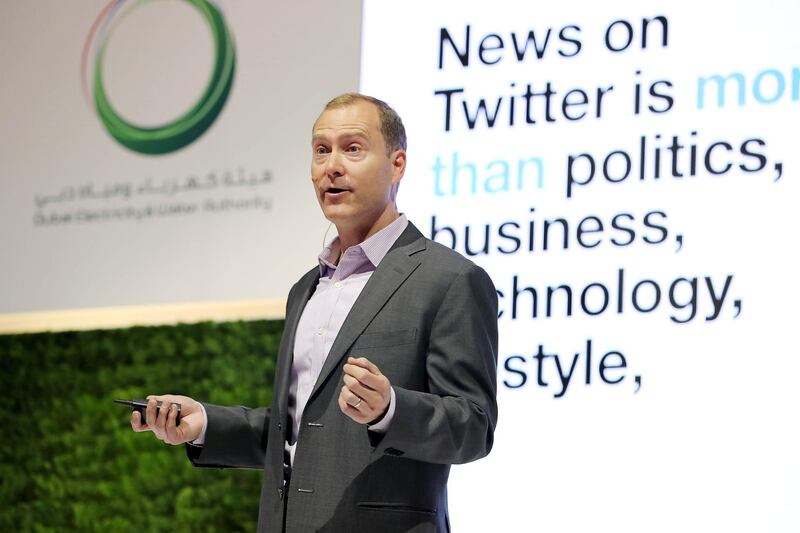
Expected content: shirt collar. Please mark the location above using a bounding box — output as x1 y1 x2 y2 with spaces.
318 214 409 278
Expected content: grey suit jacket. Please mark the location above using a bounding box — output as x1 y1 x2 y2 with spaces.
187 222 498 532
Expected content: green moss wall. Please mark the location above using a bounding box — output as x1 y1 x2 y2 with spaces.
0 320 283 532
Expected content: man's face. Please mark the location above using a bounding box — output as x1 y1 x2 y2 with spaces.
311 101 405 231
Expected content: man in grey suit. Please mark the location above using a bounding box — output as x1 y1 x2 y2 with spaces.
132 93 498 532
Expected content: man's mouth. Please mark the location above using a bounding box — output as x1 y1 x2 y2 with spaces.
324 187 350 198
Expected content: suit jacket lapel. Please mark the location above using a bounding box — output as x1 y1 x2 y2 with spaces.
308 223 427 402
276 267 320 418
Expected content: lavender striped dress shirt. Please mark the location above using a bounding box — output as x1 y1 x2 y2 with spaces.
285 214 408 466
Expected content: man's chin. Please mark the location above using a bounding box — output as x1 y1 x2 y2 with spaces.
321 205 352 225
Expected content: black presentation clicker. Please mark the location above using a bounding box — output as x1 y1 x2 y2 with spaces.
114 399 181 426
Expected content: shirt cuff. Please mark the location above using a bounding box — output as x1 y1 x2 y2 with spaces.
188 402 208 446
367 387 395 433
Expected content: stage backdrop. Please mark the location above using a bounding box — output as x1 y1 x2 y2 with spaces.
360 0 799 531
0 0 361 315
2 0 799 531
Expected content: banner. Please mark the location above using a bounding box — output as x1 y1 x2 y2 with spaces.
0 0 362 314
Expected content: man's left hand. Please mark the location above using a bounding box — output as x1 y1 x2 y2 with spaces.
339 357 391 425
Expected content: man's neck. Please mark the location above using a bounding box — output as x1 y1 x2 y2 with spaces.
335 208 400 253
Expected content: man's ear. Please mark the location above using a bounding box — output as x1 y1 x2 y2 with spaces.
390 149 406 185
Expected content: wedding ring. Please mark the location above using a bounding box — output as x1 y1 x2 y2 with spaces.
353 397 363 408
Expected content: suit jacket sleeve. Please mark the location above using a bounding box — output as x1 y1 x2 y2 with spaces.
370 261 499 465
185 403 271 469
183 276 317 470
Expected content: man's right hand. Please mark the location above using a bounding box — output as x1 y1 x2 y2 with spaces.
130 394 204 445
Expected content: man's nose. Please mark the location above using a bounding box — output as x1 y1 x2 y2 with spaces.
325 149 345 179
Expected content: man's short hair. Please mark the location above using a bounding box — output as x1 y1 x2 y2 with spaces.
323 93 407 155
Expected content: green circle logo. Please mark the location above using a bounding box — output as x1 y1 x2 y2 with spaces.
82 0 236 155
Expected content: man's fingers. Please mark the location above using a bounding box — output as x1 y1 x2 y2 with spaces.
343 363 385 391
146 398 159 436
340 385 366 410
342 374 380 405
341 358 392 426
157 400 172 438
165 404 180 443
148 397 172 440
132 394 199 443
347 356 381 375
337 393 351 415
159 400 171 424
131 411 148 432
338 387 361 418
339 385 384 425
343 373 374 391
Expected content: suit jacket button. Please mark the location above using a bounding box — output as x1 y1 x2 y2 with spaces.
278 487 284 500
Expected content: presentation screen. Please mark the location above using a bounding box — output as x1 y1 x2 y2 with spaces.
361 1 799 531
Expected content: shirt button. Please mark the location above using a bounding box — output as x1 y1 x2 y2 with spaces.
317 328 324 336
334 282 342 288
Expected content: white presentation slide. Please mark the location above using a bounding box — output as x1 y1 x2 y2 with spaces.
361 1 799 531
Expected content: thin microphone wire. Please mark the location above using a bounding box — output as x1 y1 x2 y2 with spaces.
322 222 334 249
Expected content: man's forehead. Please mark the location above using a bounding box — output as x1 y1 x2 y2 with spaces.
312 101 380 135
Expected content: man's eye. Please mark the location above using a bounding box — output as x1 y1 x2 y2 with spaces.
315 146 329 154
346 145 361 152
